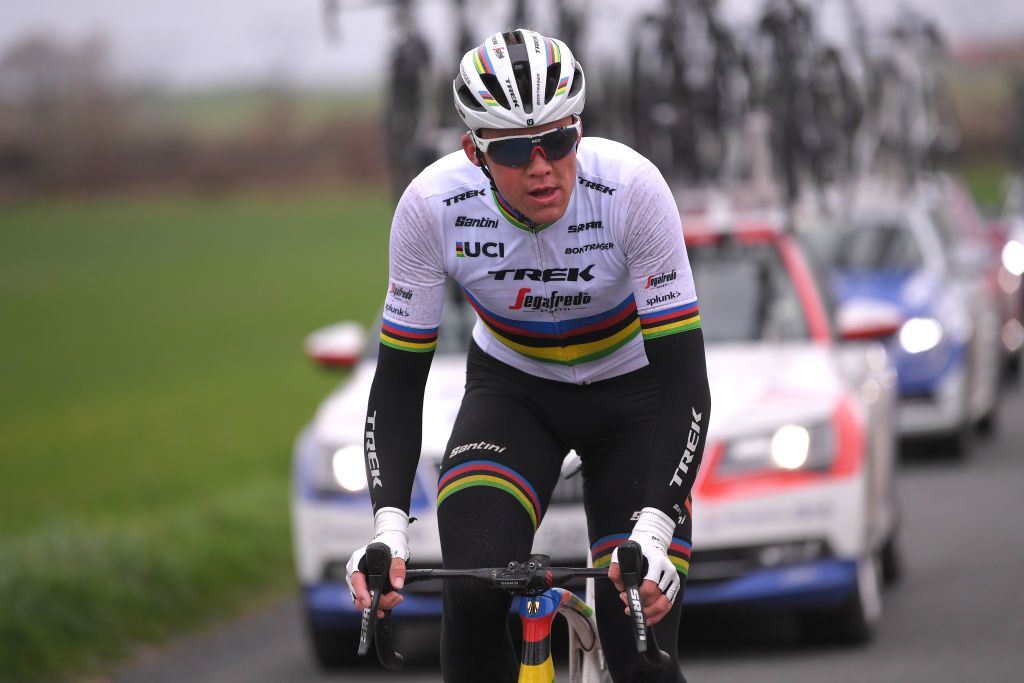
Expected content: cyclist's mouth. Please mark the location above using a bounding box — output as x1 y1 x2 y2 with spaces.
528 187 559 202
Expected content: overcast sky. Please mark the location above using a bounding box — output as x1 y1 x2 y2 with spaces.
2 0 1023 89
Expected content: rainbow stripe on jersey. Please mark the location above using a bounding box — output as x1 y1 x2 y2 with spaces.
379 320 438 353
639 300 700 340
463 289 641 366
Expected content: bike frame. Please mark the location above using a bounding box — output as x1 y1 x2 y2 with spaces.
518 586 607 683
358 543 668 680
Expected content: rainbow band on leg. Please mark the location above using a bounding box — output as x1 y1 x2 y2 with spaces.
589 533 691 576
380 321 438 353
639 300 701 340
437 460 541 531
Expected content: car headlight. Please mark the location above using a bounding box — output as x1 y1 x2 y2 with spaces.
899 317 943 354
331 445 368 492
718 422 834 475
1002 239 1024 277
309 443 368 494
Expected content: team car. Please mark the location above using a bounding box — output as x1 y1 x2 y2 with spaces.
810 188 1002 454
679 203 902 643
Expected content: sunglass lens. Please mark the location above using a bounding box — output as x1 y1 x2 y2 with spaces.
488 138 535 167
542 128 578 160
487 127 578 167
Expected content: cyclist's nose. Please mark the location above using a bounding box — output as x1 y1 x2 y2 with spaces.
525 146 552 173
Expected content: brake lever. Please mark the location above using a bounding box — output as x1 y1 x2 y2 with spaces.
358 542 405 670
616 540 671 670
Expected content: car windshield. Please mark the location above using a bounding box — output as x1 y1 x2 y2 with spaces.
688 239 809 342
828 221 925 271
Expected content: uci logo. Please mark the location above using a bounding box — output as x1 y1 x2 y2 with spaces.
456 241 505 258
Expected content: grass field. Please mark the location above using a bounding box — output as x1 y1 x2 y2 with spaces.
0 192 393 681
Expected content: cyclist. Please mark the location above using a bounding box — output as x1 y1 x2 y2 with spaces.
347 29 710 682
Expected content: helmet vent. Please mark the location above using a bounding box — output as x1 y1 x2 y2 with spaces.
513 62 533 114
567 64 584 98
544 63 561 104
455 80 486 112
479 73 510 109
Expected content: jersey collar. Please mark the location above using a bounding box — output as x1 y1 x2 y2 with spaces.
491 183 577 234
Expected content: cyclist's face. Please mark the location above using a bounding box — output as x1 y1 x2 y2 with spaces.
462 116 579 225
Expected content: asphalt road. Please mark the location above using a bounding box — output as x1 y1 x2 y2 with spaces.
112 382 1024 683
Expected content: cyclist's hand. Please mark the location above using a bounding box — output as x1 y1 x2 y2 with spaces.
348 557 407 617
345 507 411 618
608 564 675 626
609 507 680 626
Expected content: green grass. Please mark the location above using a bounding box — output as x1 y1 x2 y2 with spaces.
0 192 393 681
959 160 1011 213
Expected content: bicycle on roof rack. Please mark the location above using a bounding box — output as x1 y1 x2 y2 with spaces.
358 540 671 682
323 0 474 200
628 0 749 185
747 0 866 205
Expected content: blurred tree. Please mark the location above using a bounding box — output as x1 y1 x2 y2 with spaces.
0 31 124 191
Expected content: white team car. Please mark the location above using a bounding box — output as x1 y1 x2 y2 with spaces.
681 209 902 643
292 212 902 666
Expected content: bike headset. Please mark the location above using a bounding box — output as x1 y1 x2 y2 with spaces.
452 29 586 228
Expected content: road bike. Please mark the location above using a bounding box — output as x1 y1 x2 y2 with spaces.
358 540 671 682
628 0 748 185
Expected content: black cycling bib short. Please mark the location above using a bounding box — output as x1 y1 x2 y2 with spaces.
364 137 710 682
437 341 694 682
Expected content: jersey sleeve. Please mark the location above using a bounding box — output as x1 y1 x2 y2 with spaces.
379 181 447 352
620 162 701 341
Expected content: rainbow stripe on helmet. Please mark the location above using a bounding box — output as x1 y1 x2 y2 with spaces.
474 45 496 75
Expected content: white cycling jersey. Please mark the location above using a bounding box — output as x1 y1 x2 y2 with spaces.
379 136 700 384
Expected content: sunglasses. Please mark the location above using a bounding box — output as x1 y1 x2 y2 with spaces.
472 118 581 168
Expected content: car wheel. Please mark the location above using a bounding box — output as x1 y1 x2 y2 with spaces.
304 608 374 669
880 528 904 586
1006 351 1021 385
798 554 883 644
939 413 974 457
975 402 998 437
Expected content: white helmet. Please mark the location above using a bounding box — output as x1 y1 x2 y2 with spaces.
453 29 585 131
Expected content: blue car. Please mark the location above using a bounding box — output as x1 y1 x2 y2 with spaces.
819 194 1001 454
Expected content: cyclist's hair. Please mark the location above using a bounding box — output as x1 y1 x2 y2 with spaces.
453 29 585 131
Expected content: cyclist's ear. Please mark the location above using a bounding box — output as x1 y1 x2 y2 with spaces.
461 132 480 166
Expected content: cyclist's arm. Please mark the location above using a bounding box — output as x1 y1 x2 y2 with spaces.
621 162 711 525
349 182 446 610
365 182 447 515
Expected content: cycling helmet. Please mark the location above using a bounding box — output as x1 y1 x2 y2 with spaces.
453 29 585 131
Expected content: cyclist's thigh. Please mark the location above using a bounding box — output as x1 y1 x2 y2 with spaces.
437 381 567 567
437 363 568 683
